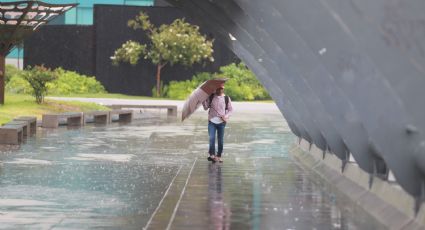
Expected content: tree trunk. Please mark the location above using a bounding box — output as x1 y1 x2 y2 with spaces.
156 63 162 97
0 54 5 105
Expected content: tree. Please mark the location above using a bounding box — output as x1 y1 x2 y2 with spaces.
111 12 214 97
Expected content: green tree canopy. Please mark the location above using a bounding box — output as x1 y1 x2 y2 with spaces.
112 12 214 96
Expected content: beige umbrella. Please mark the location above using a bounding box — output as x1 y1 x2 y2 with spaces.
181 78 228 121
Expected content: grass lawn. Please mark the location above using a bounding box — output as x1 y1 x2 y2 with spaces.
49 93 167 100
0 94 109 125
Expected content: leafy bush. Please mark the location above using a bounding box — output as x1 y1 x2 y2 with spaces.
5 66 106 96
5 64 21 84
219 63 270 101
6 76 32 94
22 65 58 104
47 68 106 95
166 72 212 99
165 63 270 101
151 80 168 98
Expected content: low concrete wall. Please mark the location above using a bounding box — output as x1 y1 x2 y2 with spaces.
290 139 425 230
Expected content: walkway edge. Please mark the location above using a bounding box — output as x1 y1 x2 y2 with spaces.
289 139 425 230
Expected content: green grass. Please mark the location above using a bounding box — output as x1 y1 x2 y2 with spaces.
0 94 109 125
49 93 167 100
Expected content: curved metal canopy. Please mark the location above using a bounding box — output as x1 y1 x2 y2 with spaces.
165 0 425 208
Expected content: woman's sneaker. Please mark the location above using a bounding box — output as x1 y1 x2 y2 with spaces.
207 155 216 162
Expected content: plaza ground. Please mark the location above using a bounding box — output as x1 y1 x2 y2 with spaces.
0 99 383 229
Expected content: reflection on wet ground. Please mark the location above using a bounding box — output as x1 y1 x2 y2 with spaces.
0 111 383 229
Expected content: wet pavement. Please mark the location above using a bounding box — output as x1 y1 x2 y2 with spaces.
0 102 384 229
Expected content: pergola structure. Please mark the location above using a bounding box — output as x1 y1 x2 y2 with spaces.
0 1 77 105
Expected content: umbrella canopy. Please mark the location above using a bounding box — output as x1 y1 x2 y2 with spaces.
181 78 227 121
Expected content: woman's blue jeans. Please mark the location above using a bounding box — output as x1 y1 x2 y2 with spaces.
208 121 226 157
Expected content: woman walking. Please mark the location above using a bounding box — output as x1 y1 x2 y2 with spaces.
202 83 233 163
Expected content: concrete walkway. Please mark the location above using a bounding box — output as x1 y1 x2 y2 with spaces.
0 99 383 229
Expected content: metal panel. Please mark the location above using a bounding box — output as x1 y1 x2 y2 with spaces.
229 0 379 176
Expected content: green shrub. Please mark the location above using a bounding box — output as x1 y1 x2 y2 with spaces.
22 65 58 104
219 63 270 101
165 63 270 101
6 76 33 94
47 68 106 95
5 66 106 97
151 80 168 98
166 79 197 100
5 64 22 84
166 72 213 99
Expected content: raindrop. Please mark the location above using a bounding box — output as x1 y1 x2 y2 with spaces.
228 33 237 41
318 48 327 55
333 223 341 228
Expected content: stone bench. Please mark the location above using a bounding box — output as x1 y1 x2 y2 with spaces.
0 125 24 145
14 116 37 135
42 112 84 128
5 120 30 137
109 110 133 123
109 104 177 118
84 111 110 124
